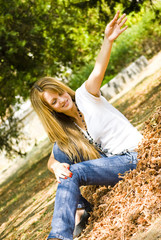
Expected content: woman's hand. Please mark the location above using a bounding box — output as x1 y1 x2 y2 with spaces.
50 161 73 183
105 11 128 42
85 11 127 97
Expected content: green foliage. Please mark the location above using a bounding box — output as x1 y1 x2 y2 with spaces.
69 1 161 88
71 0 146 15
69 63 94 90
102 2 161 84
0 110 26 157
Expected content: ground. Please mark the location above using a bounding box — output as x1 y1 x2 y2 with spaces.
0 60 161 240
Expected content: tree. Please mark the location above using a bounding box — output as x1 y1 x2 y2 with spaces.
0 0 100 156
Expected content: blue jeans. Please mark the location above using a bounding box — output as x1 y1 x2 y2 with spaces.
47 143 138 240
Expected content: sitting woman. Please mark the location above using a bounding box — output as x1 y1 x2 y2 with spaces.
30 11 143 240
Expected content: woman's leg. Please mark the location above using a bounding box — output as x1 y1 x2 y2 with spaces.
53 143 91 209
47 151 138 240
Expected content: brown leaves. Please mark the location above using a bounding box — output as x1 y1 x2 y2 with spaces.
80 107 161 240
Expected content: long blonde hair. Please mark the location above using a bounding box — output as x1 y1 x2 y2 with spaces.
30 77 100 162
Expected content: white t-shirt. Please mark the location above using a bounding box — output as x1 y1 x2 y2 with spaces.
75 82 143 155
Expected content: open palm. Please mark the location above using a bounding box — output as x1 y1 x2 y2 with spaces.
105 11 128 42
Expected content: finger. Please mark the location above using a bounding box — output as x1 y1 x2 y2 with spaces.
117 13 126 25
119 17 127 28
55 168 69 176
62 164 72 176
56 169 73 178
56 164 70 172
120 25 128 33
59 172 73 179
56 176 61 183
56 173 68 179
60 168 72 177
63 163 71 170
110 10 120 26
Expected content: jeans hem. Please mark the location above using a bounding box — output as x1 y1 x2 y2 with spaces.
47 232 73 240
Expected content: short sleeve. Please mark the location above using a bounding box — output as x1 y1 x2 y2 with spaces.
75 82 101 103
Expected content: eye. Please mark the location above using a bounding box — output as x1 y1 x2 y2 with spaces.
52 99 57 105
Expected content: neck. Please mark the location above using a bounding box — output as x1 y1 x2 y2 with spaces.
65 102 80 120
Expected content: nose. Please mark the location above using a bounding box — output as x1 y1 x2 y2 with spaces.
58 96 65 105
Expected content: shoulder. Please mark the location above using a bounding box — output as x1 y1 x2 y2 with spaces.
76 81 101 102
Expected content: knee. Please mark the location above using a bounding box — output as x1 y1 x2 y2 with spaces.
58 164 86 187
59 170 80 189
69 163 87 185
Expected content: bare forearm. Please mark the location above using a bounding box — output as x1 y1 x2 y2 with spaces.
93 37 113 80
86 38 113 96
85 11 127 97
94 11 127 79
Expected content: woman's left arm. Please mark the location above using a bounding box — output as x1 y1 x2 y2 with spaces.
85 11 128 97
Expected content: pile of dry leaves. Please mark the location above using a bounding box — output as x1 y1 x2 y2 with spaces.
80 107 161 240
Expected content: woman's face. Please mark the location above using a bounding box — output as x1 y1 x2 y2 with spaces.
43 90 74 113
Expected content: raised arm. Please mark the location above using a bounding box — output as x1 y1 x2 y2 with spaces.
47 150 72 183
85 11 128 97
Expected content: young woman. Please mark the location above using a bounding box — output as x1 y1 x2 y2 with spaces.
30 11 143 240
